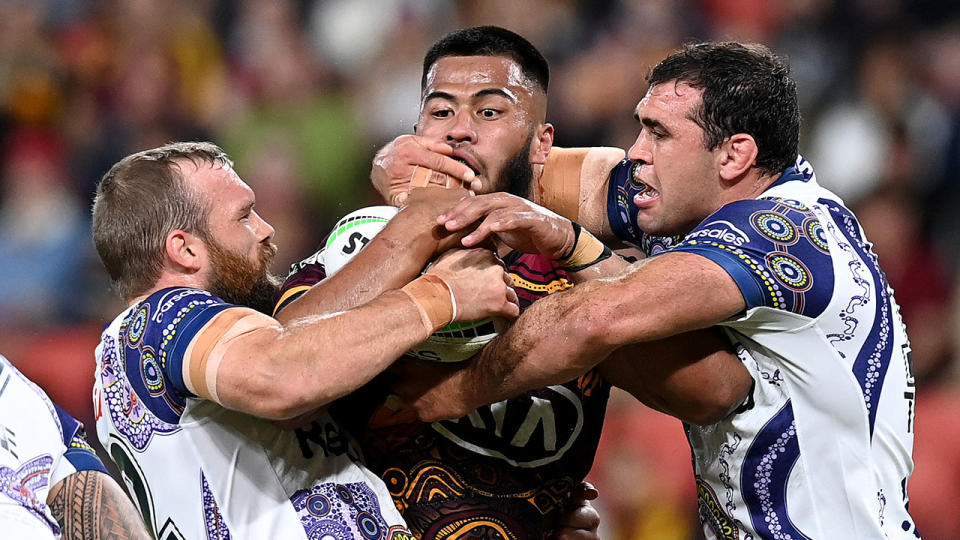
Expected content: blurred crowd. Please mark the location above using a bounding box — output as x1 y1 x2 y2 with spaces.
1 0 958 538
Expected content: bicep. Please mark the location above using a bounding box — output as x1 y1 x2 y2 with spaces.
595 251 747 345
180 307 280 404
599 327 752 425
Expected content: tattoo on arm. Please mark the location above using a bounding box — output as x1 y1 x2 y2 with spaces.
48 470 151 540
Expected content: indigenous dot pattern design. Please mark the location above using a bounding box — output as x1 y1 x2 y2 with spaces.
0 455 58 534
743 401 811 540
201 472 232 540
99 334 180 451
819 200 896 436
100 288 232 449
671 197 834 318
290 482 392 540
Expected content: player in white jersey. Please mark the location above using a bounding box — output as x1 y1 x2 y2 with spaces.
90 142 519 539
0 353 150 539
394 42 920 539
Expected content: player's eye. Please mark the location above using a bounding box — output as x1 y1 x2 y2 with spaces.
431 108 453 119
479 108 500 119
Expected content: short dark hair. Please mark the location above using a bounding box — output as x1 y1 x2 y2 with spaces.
92 141 232 300
648 42 800 175
422 26 549 93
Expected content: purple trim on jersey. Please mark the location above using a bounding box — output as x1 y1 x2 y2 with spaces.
148 288 233 397
201 472 232 540
290 482 393 539
99 334 181 451
275 249 328 314
0 455 60 534
118 287 232 424
819 200 895 436
53 404 107 474
671 198 834 318
741 401 811 540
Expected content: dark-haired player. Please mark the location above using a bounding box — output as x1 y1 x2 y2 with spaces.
407 42 920 539
284 26 743 539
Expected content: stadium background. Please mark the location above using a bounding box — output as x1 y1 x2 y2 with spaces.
0 0 958 537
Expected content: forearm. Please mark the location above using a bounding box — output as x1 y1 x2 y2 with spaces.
219 290 434 420
276 212 438 323
48 470 151 540
414 254 746 420
561 247 631 283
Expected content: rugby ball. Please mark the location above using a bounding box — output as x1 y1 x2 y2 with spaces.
322 206 399 276
322 206 498 362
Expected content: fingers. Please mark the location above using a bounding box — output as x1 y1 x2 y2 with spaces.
376 136 477 205
553 501 601 539
552 527 600 540
573 481 599 501
437 192 521 232
430 248 518 321
424 141 476 185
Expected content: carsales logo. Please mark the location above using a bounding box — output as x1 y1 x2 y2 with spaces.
686 220 750 247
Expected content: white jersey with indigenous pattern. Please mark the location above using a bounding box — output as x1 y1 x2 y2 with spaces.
676 158 917 539
0 354 107 539
612 156 919 539
93 287 411 540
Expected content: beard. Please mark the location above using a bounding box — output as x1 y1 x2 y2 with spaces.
207 238 281 315
494 131 535 199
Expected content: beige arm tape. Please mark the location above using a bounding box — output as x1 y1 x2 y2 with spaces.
560 228 607 268
182 307 276 404
401 274 456 334
537 147 627 222
410 166 455 189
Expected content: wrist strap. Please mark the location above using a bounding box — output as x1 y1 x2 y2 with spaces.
559 222 608 269
401 274 457 334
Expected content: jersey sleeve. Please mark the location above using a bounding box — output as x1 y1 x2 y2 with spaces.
606 159 684 254
274 247 328 316
119 287 234 418
50 404 107 486
669 198 835 317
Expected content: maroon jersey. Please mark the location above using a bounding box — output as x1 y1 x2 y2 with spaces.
276 249 611 539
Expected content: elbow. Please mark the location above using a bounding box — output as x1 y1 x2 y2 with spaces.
252 392 315 422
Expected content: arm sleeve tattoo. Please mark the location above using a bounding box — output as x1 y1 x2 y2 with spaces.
48 470 151 540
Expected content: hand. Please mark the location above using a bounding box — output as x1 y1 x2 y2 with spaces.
551 482 601 540
393 187 475 255
372 135 480 205
425 248 520 322
437 192 577 259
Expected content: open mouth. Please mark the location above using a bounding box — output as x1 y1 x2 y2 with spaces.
633 182 660 205
450 153 480 176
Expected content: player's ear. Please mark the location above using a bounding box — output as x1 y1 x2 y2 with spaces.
413 122 421 135
166 229 206 273
718 133 758 182
531 123 554 165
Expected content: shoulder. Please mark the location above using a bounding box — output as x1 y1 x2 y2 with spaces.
672 198 835 317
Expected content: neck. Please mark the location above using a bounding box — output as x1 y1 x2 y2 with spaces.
720 169 780 207
129 272 208 307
